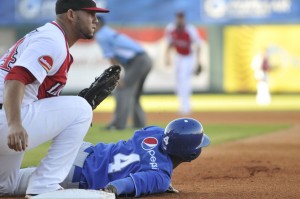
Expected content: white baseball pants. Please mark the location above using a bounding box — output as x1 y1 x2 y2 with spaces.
175 53 194 115
0 96 92 195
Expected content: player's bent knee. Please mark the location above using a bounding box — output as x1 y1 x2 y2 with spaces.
74 96 93 118
77 96 92 111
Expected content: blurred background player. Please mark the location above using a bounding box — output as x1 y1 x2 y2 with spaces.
165 11 202 115
95 16 152 130
14 118 210 197
0 0 109 197
251 47 271 105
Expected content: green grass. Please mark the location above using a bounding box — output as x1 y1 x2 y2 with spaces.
204 124 291 145
21 123 291 168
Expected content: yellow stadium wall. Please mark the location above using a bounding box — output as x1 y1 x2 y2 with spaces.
224 25 300 93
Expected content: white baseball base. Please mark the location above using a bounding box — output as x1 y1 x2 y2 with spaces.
31 189 115 199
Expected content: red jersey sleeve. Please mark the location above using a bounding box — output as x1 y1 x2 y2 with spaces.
5 66 36 85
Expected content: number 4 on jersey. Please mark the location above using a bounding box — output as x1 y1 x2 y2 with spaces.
108 153 140 174
0 38 25 72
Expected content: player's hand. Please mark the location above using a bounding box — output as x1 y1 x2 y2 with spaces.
102 184 117 194
7 123 28 151
101 184 118 198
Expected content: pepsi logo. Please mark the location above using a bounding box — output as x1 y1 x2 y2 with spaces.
141 137 158 150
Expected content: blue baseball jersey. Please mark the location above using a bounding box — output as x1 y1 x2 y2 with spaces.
80 126 173 197
95 26 144 65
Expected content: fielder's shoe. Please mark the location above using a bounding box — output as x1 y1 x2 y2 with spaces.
24 194 37 199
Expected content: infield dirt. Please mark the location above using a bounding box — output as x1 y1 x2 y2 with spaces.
3 111 299 199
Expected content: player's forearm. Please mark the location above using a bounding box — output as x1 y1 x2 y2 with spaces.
129 171 171 197
3 80 25 126
106 177 135 196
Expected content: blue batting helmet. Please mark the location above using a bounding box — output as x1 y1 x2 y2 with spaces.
161 118 210 162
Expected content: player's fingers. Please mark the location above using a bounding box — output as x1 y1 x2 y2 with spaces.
25 132 28 148
7 134 13 149
10 135 18 151
14 135 22 151
21 133 28 150
10 134 23 152
9 134 18 151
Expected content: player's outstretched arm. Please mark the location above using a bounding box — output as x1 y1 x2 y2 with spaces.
103 170 170 197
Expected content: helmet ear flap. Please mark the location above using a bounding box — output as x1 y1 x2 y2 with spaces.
179 147 202 162
162 118 210 162
190 147 202 160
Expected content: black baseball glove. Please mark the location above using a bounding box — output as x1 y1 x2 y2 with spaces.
194 63 203 76
78 65 121 110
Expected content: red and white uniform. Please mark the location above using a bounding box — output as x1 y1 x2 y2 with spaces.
251 52 271 105
0 22 92 195
165 23 201 114
0 22 72 104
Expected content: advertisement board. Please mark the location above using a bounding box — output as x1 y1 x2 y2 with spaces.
2 0 300 26
201 0 300 24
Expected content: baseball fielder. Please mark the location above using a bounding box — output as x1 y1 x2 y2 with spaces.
0 0 109 197
13 118 210 197
251 48 271 105
165 11 202 115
